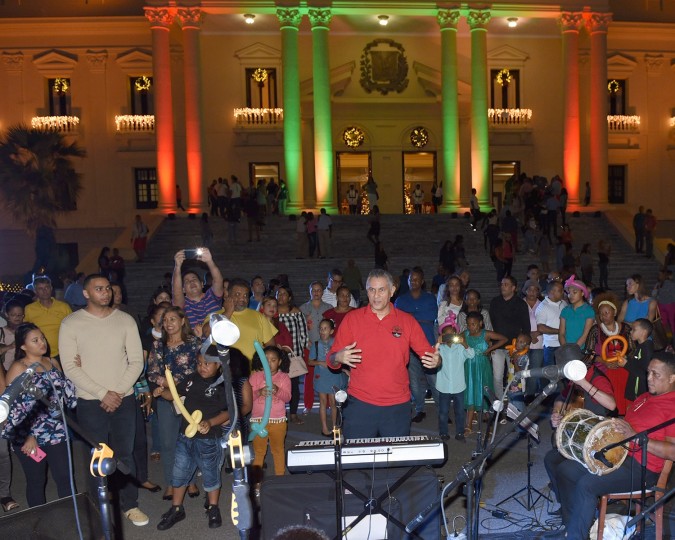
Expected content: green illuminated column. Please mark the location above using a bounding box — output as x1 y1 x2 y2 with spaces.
587 12 611 205
468 8 491 207
308 8 336 212
437 8 461 211
277 8 304 211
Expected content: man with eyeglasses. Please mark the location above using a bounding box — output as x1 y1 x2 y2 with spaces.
328 269 440 438
321 269 358 308
24 275 71 360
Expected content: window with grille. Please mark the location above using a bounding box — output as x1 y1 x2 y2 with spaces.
134 168 158 209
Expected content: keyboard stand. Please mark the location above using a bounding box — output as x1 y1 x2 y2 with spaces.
321 465 424 540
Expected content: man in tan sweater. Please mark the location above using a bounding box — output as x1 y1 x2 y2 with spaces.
60 274 148 527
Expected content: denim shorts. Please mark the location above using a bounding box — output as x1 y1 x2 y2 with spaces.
172 434 225 492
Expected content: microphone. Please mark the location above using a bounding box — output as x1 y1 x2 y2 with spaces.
514 360 587 382
593 449 614 470
483 385 504 412
0 367 37 423
332 385 348 405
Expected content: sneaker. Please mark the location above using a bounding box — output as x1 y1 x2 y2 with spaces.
125 507 150 527
455 433 465 442
411 411 426 423
440 434 450 441
206 505 222 529
156 506 185 531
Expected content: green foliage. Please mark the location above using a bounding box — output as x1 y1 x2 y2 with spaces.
0 124 85 233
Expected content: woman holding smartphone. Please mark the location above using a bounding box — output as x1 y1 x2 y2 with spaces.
1 323 77 507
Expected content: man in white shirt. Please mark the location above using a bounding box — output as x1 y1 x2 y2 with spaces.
347 184 359 215
535 280 568 387
321 269 359 308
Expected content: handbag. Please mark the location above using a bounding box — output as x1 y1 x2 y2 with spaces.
282 346 307 378
651 305 669 351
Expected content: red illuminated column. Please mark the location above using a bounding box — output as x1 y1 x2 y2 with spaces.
177 7 204 212
587 12 611 205
560 12 583 204
144 7 176 213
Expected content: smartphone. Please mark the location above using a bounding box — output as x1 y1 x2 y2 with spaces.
29 447 47 462
184 248 203 259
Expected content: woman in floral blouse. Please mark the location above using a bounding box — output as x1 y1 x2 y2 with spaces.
146 306 200 500
1 323 76 507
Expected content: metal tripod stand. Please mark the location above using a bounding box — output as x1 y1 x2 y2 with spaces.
496 429 551 512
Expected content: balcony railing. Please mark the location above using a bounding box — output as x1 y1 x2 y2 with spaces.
488 108 532 126
115 115 155 133
234 107 283 126
607 115 640 132
31 116 80 133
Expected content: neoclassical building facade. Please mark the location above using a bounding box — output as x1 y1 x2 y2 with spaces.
0 0 673 227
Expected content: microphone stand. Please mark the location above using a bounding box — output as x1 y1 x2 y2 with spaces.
216 344 253 540
592 416 675 539
28 386 125 540
406 379 559 539
333 397 346 538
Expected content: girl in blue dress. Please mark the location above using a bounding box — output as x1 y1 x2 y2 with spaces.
463 311 508 433
308 319 347 437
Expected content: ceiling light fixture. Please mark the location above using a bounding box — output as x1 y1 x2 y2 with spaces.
507 17 518 28
378 15 389 26
244 14 255 24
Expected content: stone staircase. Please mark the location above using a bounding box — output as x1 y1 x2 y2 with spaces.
122 211 662 318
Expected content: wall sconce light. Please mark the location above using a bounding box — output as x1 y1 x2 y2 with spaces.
507 17 518 28
244 14 255 24
378 15 389 26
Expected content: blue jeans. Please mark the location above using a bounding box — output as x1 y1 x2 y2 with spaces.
525 348 544 396
77 395 138 512
408 352 438 413
343 396 410 439
545 449 658 539
172 434 224 492
438 392 465 437
156 398 182 485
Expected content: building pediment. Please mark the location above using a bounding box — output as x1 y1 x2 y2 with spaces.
487 44 529 69
607 52 637 77
412 61 472 101
234 42 281 62
300 61 356 97
32 49 78 77
116 48 153 75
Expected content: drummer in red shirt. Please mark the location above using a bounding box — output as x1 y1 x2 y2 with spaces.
327 269 441 439
548 352 675 539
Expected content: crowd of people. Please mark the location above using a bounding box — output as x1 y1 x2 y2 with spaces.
0 182 673 537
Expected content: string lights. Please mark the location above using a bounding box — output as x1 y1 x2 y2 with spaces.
233 108 283 125
115 115 155 132
488 108 532 125
31 116 80 132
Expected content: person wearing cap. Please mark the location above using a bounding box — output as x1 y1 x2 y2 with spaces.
558 275 595 348
435 313 474 441
156 344 229 531
23 275 71 360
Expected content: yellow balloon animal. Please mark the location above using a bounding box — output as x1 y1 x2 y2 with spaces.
164 367 202 438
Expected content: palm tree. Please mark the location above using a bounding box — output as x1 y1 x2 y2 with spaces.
0 124 86 273
0 124 86 231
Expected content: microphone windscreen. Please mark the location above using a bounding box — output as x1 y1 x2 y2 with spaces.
563 359 587 382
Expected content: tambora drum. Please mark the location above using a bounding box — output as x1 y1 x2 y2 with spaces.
555 409 628 475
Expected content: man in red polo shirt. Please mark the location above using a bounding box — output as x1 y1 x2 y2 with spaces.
328 269 441 438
